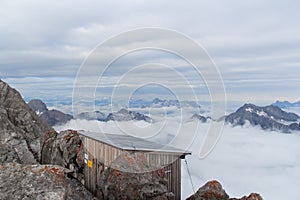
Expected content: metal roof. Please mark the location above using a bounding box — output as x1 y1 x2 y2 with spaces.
79 131 191 155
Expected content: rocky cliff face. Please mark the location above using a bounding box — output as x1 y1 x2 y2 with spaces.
187 180 263 200
0 80 52 164
0 80 96 199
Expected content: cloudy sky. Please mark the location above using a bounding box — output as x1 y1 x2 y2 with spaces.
1 0 300 109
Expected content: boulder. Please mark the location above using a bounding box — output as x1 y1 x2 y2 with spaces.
0 163 96 200
41 130 84 182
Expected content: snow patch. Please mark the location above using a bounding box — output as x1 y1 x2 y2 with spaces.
245 107 253 113
36 110 43 116
256 110 267 117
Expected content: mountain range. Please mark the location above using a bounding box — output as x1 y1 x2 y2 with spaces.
129 97 201 109
27 96 300 133
272 100 300 109
28 99 153 126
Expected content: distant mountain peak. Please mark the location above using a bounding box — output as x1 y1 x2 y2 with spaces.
272 100 300 109
28 99 73 127
225 103 300 133
106 108 153 123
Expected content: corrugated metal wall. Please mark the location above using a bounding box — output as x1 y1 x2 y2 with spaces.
82 136 182 199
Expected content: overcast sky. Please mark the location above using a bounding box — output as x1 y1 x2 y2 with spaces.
1 0 300 107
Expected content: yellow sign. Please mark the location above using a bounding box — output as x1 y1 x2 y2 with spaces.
88 160 93 168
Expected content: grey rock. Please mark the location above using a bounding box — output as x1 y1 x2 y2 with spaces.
41 130 84 182
0 143 21 163
0 163 96 200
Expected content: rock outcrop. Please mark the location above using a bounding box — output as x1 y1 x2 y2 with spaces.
187 180 263 200
40 130 84 182
28 99 73 127
0 163 96 200
0 80 52 164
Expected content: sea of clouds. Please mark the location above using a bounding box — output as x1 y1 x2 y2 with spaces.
55 113 300 199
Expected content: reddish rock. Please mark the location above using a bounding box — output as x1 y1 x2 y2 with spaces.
187 180 229 200
187 180 263 200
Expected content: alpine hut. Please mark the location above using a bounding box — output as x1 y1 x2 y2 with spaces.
79 131 191 199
